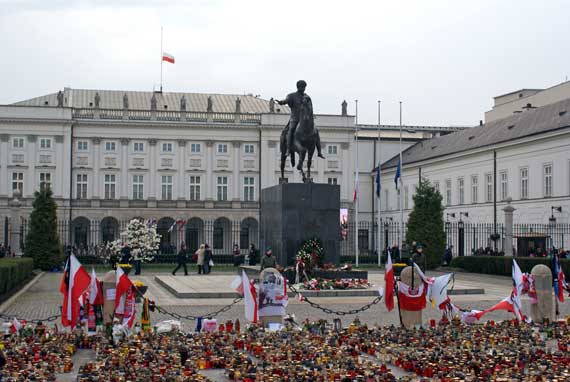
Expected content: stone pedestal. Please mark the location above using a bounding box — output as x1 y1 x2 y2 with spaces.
9 191 22 256
260 183 340 267
101 271 116 325
531 264 554 323
399 266 422 328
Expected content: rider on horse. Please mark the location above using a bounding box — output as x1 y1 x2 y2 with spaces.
276 80 325 159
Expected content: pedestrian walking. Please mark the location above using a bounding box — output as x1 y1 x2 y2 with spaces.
195 244 205 274
172 242 188 276
203 244 213 274
260 247 277 271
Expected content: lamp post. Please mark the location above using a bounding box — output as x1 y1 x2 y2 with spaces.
549 206 562 250
458 213 468 257
384 217 393 256
445 213 455 249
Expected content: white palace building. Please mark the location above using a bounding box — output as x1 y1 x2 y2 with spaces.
0 88 461 255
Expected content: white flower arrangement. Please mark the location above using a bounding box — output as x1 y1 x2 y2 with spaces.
106 218 161 263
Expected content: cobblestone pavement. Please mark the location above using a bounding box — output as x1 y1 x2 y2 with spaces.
3 271 570 329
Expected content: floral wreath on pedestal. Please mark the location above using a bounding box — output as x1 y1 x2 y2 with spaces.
296 237 324 273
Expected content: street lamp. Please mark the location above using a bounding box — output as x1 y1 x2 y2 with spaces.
549 206 562 250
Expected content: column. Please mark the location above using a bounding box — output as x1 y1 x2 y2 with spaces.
92 138 101 199
177 140 186 200
54 136 64 198
503 198 515 257
0 135 8 196
120 138 129 200
148 139 157 202
173 139 186 208
232 142 241 201
206 141 214 201
9 193 22 256
27 135 36 197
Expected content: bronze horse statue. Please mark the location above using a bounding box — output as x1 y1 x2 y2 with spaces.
280 96 318 182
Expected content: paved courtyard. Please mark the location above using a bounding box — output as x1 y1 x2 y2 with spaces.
2 269 569 329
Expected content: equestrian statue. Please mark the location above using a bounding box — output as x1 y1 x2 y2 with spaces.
276 80 324 182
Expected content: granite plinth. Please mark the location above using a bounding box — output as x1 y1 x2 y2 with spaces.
260 183 340 267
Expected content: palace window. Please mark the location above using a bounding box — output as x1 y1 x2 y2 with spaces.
161 175 173 200
12 137 24 149
189 176 201 201
445 179 452 206
39 172 51 190
244 177 255 201
244 144 254 154
327 177 338 185
12 172 23 193
217 143 228 154
217 176 228 201
76 174 88 199
327 145 338 155
544 164 553 197
104 174 116 199
190 143 201 153
499 171 508 200
40 138 52 149
133 142 145 152
132 175 144 200
485 173 493 202
77 141 88 151
162 143 173 153
520 168 528 200
471 175 478 204
434 181 440 194
105 141 116 152
458 177 464 205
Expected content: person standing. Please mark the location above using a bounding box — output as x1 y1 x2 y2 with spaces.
232 244 241 267
260 247 277 271
195 244 205 275
248 243 258 266
203 244 213 274
172 242 188 276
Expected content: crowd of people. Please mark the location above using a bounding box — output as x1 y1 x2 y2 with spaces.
0 244 14 258
2 317 570 381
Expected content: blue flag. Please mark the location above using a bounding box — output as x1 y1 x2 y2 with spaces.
394 159 401 189
375 164 381 198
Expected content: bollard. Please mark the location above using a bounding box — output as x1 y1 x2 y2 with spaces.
530 264 554 323
399 266 423 328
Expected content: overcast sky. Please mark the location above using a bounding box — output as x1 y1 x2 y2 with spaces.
1 0 568 126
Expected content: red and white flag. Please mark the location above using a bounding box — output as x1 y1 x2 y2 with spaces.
162 52 175 64
231 275 244 295
10 318 24 334
397 281 427 311
242 270 258 323
60 255 91 327
88 269 104 306
122 288 137 328
384 252 395 311
511 259 524 321
472 296 516 321
115 267 133 315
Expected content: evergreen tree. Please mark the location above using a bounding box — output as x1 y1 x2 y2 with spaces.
25 186 63 270
406 179 445 269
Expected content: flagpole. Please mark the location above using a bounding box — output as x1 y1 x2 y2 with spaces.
377 100 382 267
354 99 359 268
399 101 403 261
160 26 163 92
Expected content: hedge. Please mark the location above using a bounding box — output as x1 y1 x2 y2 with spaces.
0 258 34 297
450 256 570 278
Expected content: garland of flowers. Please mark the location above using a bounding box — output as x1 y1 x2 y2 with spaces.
107 219 161 263
296 237 324 272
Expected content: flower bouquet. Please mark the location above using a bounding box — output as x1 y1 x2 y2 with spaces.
301 277 371 290
118 263 132 275
132 280 148 302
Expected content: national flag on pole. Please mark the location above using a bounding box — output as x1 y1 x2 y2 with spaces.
60 255 91 328
553 254 565 303
10 318 23 334
242 270 258 323
162 52 175 64
394 159 401 190
511 259 524 321
115 267 133 315
384 252 394 311
375 164 381 198
88 269 104 306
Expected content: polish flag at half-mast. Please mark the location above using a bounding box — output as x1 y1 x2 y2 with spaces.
162 52 175 64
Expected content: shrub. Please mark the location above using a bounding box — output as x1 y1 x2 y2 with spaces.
0 257 34 296
450 256 569 278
